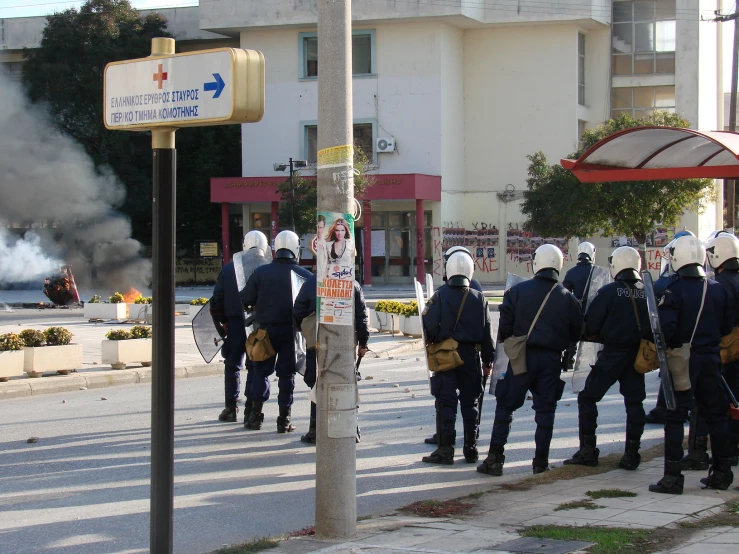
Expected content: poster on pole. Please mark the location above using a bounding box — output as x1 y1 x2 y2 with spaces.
316 210 356 326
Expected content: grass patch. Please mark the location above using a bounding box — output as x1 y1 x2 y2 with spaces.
398 499 473 518
521 525 673 554
587 489 638 499
554 499 599 511
466 491 484 499
210 537 279 554
678 500 739 530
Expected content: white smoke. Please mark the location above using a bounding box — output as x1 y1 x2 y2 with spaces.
0 73 151 290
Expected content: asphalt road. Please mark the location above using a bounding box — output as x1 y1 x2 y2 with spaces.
0 352 665 554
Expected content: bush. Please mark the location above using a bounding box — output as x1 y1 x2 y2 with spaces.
134 296 152 304
88 295 101 303
105 329 131 340
130 325 152 339
19 329 45 347
190 297 209 306
375 300 405 315
44 327 72 346
109 292 125 304
402 301 419 317
0 333 25 351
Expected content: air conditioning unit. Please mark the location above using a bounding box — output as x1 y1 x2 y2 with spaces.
376 137 396 153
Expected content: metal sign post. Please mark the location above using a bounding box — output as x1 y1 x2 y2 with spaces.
103 37 264 554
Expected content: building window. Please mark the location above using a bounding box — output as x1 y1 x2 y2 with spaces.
578 33 585 106
300 31 375 78
2 62 23 83
611 85 675 119
578 120 587 146
305 122 374 163
612 0 676 76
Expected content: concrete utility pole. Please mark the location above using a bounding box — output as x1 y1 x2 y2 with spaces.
315 0 357 539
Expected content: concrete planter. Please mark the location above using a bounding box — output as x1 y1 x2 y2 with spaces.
372 311 400 334
127 303 152 322
400 315 423 338
0 350 25 382
84 303 127 320
101 338 152 370
24 344 83 377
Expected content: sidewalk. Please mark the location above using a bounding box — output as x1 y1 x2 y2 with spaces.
248 453 739 554
0 307 423 400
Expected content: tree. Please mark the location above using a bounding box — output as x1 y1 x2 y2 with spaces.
22 0 240 252
521 112 715 261
277 147 374 236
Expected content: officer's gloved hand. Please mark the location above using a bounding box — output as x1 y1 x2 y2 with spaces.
482 363 493 377
215 321 228 339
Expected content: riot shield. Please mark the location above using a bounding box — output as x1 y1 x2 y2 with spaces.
489 273 528 394
414 277 433 391
192 300 224 364
571 266 611 392
425 273 434 301
642 270 676 410
291 270 309 376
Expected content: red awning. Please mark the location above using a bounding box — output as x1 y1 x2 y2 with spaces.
561 127 739 183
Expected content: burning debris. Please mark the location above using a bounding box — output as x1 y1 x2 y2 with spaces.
43 265 80 306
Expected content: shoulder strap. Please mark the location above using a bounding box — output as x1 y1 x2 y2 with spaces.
689 279 708 345
527 283 558 337
625 283 642 333
453 287 470 331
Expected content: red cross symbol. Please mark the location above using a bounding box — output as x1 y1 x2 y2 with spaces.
153 63 168 89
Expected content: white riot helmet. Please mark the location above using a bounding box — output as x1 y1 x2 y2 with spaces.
706 234 739 270
608 246 641 280
446 251 474 283
670 235 706 275
443 246 473 278
577 241 596 262
274 230 301 260
532 244 564 275
243 230 268 252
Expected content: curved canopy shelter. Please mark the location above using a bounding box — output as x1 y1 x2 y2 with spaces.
561 127 739 183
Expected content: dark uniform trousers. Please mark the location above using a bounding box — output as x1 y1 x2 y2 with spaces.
665 352 732 462
491 348 565 461
250 324 298 408
578 347 645 440
223 316 247 405
431 343 483 438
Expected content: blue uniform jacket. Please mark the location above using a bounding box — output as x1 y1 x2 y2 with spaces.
499 275 583 352
422 284 495 365
585 280 651 348
563 260 594 304
211 261 241 321
658 276 733 354
715 270 739 326
293 274 370 347
654 273 677 298
241 259 313 326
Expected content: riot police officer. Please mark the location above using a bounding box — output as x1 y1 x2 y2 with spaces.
421 252 495 465
563 246 650 470
293 273 370 444
650 235 734 494
562 242 596 370
478 244 582 476
241 231 313 432
210 230 271 422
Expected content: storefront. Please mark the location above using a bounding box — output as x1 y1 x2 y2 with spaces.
210 173 441 285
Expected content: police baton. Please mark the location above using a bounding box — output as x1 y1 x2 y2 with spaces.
721 374 739 409
476 372 489 439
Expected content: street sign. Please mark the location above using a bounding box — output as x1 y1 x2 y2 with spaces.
104 47 264 130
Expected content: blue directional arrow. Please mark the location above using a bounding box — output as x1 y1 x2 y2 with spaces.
203 73 225 98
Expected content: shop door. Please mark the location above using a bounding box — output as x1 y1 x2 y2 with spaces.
370 211 413 285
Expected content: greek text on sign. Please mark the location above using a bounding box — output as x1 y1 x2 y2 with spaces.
318 279 353 299
104 48 264 130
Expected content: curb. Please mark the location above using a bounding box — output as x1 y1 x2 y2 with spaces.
374 339 424 358
0 362 225 400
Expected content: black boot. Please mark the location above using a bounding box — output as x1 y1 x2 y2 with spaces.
563 434 599 467
242 400 253 428
681 435 710 471
463 430 478 463
619 439 642 471
422 434 455 465
649 460 684 495
245 401 264 430
218 403 238 423
477 447 505 476
532 457 549 474
700 457 735 490
301 402 316 444
277 406 296 433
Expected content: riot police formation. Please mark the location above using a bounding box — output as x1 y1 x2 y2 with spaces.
562 242 596 369
424 246 484 447
563 246 650 471
478 244 583 476
293 273 370 444
241 230 313 433
421 251 495 465
650 235 734 494
210 230 271 423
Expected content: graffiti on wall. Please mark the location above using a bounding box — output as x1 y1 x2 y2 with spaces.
441 223 500 273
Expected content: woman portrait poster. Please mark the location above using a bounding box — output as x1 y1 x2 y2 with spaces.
316 212 355 283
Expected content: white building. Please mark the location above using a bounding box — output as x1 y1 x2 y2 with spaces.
1 0 725 285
